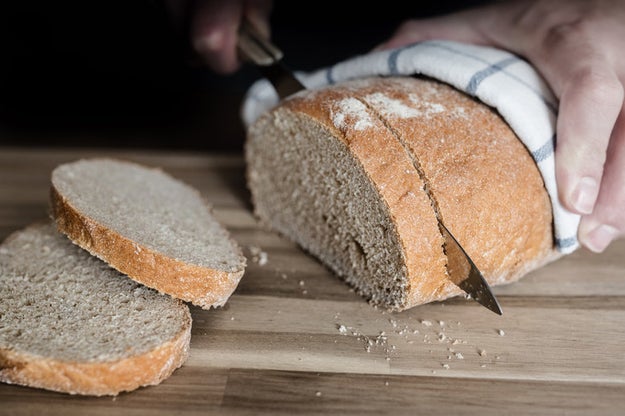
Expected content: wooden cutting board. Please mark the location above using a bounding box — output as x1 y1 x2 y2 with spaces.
1 147 625 415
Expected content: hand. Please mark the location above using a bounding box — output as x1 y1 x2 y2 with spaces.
166 0 273 74
378 0 625 253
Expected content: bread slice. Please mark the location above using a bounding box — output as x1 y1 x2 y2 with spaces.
50 158 246 309
245 76 560 311
350 77 559 286
0 222 191 396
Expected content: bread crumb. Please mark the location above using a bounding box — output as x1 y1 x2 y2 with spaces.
442 363 450 370
315 391 322 397
454 352 464 360
337 324 347 334
384 381 389 386
497 329 505 336
420 319 433 327
478 349 487 357
248 245 268 265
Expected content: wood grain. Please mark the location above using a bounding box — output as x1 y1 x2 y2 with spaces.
1 147 625 415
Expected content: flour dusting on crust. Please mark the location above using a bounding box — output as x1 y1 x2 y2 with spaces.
331 98 374 131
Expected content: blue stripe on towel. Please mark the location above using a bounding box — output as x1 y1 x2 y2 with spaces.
326 66 336 85
423 41 558 114
556 236 578 250
532 135 556 163
466 57 519 94
388 45 414 75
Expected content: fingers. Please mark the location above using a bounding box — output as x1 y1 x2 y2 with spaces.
191 0 243 74
517 18 624 243
472 1 625 251
554 61 623 216
375 9 493 51
578 108 625 252
190 0 272 74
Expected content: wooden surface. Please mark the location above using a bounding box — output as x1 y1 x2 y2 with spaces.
1 146 625 415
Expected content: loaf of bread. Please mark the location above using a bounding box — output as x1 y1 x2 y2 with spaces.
51 158 246 309
245 76 561 311
0 222 191 396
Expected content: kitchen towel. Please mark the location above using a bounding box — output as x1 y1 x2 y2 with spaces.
241 40 580 254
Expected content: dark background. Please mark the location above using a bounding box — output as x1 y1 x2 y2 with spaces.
0 0 491 152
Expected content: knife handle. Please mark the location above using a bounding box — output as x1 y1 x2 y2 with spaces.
237 20 283 66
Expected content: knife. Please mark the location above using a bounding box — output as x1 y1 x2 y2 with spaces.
237 19 306 98
237 21 502 315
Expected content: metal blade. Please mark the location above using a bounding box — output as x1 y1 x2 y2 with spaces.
237 20 306 99
440 222 503 315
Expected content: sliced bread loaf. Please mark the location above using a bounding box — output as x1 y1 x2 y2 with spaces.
0 222 191 396
245 76 560 311
50 158 246 309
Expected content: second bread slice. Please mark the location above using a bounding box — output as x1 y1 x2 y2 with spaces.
50 158 246 309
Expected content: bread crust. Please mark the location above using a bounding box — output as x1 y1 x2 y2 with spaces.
0 311 190 396
51 185 244 309
248 87 459 309
247 76 560 309
345 77 559 286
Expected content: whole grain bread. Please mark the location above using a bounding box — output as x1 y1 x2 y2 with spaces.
245 76 560 311
50 158 246 309
0 222 191 396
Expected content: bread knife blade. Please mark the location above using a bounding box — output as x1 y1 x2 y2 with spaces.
237 22 502 315
440 222 502 315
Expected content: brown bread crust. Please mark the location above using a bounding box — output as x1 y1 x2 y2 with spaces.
347 77 559 286
50 185 244 309
249 86 458 309
247 76 560 309
0 306 191 396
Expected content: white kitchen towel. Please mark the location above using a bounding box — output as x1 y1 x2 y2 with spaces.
241 40 580 254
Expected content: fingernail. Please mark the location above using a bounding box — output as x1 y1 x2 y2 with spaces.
194 31 223 53
581 224 618 253
571 176 599 214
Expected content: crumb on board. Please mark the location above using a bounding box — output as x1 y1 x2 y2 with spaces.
248 245 268 265
333 311 503 370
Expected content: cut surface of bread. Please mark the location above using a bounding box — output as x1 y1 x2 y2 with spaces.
51 158 246 309
245 76 560 311
0 222 191 396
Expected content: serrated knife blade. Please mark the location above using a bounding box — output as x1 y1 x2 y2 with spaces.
440 222 503 315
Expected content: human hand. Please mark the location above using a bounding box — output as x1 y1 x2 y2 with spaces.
377 0 625 253
166 0 272 74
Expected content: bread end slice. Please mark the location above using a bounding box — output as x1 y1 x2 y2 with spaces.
0 223 191 396
50 158 246 309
